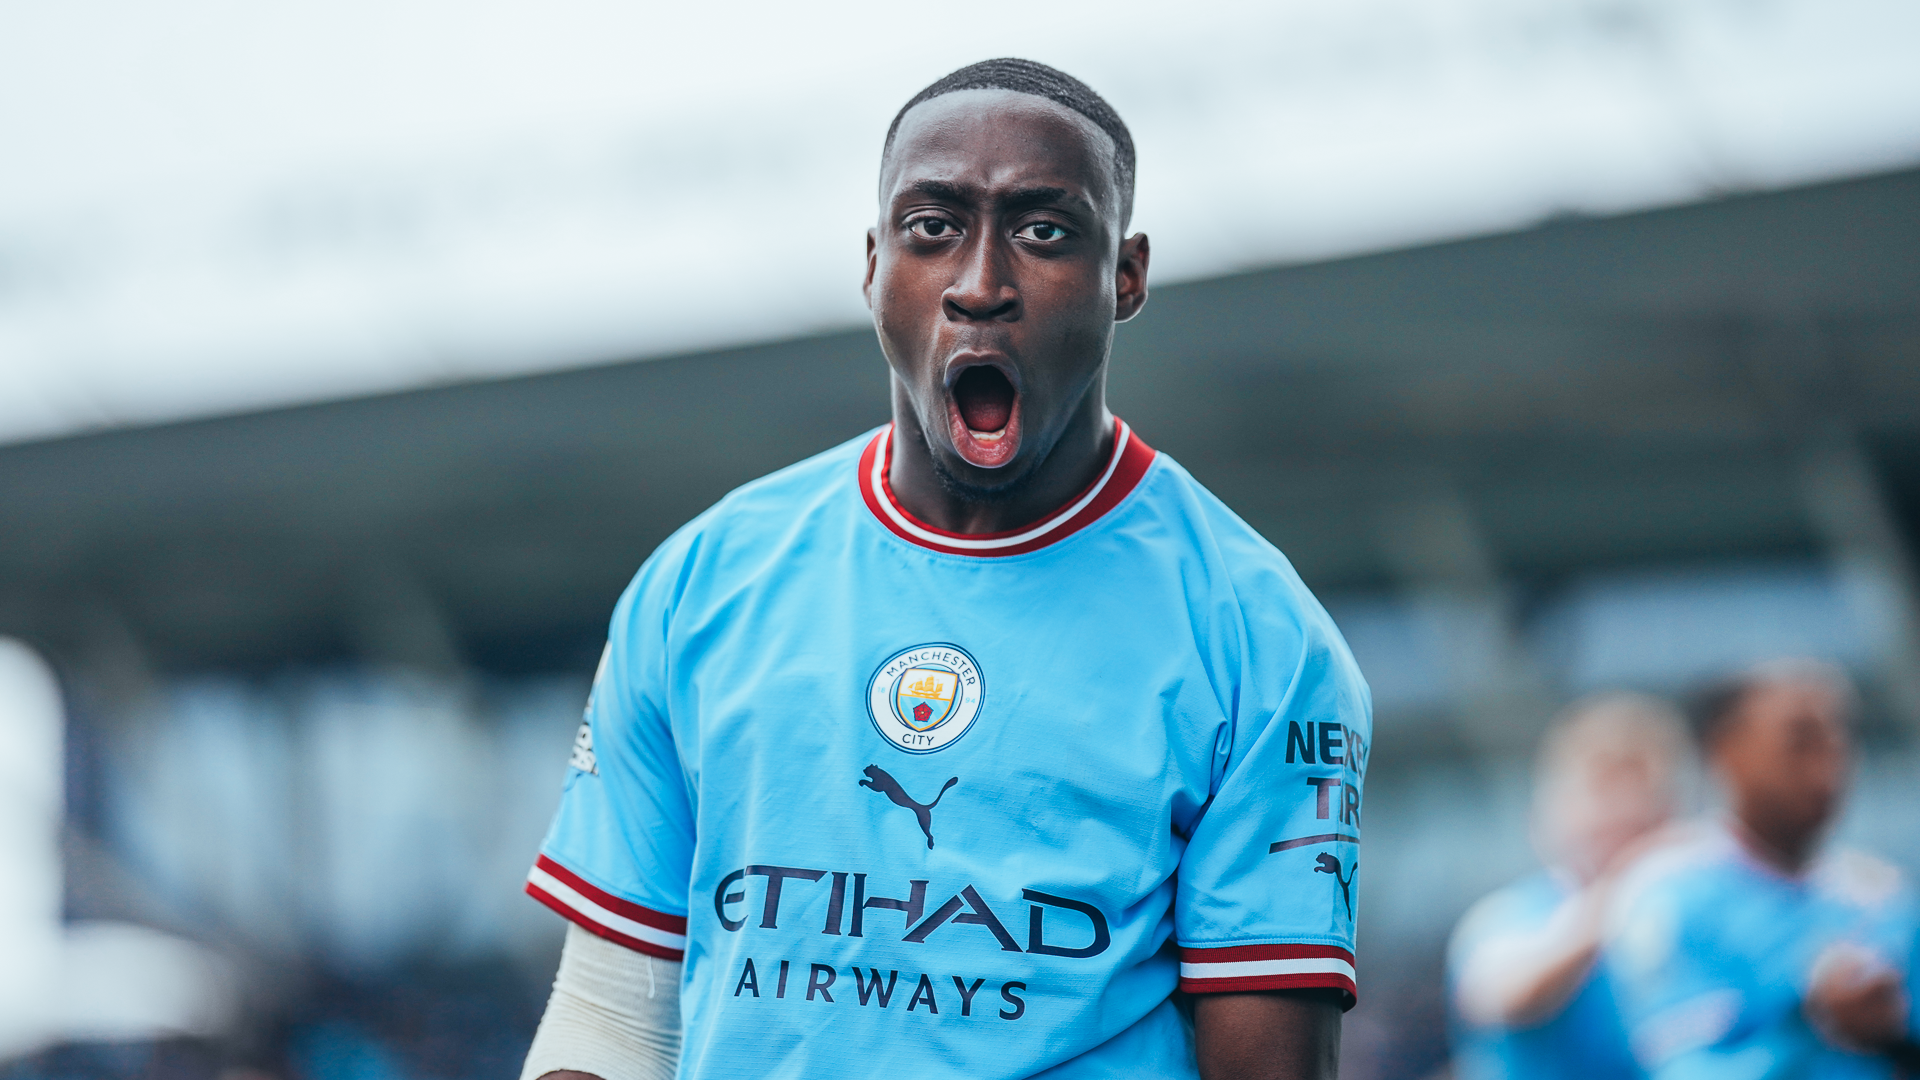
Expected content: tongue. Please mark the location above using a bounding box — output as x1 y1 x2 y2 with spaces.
955 367 1015 433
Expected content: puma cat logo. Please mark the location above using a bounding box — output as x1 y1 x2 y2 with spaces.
1314 852 1358 922
860 765 958 849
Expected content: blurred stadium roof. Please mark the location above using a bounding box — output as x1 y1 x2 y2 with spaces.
3 0 1919 446
2 167 1916 682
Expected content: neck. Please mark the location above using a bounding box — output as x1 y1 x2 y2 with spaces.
886 378 1114 535
1729 814 1819 875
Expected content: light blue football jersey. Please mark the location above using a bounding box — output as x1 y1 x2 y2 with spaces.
1606 824 1919 1080
526 420 1373 1079
1448 872 1645 1080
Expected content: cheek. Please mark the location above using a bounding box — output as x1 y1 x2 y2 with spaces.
1064 269 1119 321
1810 754 1848 798
1770 758 1837 813
1037 279 1119 354
1023 254 1114 313
870 271 924 342
872 254 921 306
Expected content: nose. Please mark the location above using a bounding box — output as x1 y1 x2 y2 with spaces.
943 235 1020 322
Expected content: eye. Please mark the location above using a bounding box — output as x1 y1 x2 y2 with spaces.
908 216 958 239
1017 221 1068 242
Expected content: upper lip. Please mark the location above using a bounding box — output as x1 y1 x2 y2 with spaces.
941 351 1023 397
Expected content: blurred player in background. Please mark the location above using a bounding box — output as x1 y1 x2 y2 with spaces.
1448 692 1688 1080
514 58 1370 1080
1607 660 1920 1078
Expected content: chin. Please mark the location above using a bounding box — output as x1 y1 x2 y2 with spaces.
926 442 1038 506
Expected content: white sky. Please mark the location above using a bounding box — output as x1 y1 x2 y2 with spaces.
1 0 1917 446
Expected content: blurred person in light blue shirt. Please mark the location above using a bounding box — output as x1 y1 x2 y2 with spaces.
1449 692 1690 1080
1606 661 1920 1079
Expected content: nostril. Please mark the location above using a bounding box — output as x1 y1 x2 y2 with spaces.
946 282 1018 321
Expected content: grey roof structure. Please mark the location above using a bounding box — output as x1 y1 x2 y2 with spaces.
3 168 1916 681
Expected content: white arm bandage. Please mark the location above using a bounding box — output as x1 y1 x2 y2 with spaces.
520 923 682 1080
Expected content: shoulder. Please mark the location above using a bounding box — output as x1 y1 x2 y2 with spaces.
1815 846 1910 912
616 429 873 615
1127 454 1299 584
1127 455 1329 628
684 427 870 545
1606 824 1738 978
1611 823 1732 915
1135 453 1366 696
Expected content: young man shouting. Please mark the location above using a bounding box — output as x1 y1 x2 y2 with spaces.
518 58 1371 1080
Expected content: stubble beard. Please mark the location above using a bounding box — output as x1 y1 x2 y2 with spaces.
921 425 1051 508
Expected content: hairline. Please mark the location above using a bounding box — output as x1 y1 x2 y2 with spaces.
878 88 1131 233
1692 659 1853 751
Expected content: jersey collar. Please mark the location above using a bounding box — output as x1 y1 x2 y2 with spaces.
858 417 1156 558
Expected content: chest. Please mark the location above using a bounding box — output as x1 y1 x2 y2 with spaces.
659 555 1237 862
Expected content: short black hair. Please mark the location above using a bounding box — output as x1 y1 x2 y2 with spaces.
1686 676 1753 750
882 58 1136 230
1686 659 1851 749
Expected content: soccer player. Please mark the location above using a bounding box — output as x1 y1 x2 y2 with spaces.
1606 661 1920 1078
1447 693 1687 1080
515 58 1371 1080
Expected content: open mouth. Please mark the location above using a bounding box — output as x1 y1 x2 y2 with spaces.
948 365 1020 468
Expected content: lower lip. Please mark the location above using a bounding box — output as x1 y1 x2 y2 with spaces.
946 394 1020 470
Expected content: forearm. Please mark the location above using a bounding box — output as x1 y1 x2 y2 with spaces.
1455 892 1604 1028
1193 989 1343 1080
521 923 681 1080
1459 935 1600 1027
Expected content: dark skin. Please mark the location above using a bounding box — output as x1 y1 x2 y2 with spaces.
1194 988 1346 1080
1714 676 1850 874
864 89 1142 533
1714 676 1920 1069
541 89 1342 1080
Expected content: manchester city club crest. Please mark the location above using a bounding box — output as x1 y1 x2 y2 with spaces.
866 643 984 754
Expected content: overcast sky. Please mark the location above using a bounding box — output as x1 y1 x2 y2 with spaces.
2 0 1917 446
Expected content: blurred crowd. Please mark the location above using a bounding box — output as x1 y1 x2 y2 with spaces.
1448 660 1920 1079
7 640 1920 1079
7 646 1914 1080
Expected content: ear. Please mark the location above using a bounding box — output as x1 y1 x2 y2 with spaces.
863 228 879 309
1114 232 1150 323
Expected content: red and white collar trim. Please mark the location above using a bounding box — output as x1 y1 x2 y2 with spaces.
859 417 1156 557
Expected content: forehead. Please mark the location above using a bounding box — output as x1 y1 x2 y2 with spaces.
1740 677 1847 736
882 89 1118 209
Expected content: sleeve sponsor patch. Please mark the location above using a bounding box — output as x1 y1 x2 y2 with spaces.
568 718 598 775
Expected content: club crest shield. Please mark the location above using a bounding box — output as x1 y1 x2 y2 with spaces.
867 643 983 754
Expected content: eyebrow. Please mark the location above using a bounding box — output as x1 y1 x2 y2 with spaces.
900 179 971 203
896 179 1094 216
999 185 1084 214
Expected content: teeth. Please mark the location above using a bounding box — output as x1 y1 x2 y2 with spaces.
969 429 1006 443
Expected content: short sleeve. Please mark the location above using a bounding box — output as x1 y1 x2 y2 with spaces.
1175 612 1371 1006
525 555 696 961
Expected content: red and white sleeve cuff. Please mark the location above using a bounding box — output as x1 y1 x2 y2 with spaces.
1178 943 1356 1003
526 854 688 962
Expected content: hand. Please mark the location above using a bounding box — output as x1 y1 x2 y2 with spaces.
1805 943 1910 1054
1596 820 1688 884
